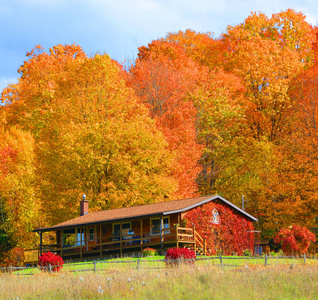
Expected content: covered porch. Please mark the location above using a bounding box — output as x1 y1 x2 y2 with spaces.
34 217 207 261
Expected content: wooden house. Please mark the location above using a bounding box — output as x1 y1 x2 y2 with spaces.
33 195 257 260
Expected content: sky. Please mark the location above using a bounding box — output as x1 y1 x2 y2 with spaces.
1 0 318 92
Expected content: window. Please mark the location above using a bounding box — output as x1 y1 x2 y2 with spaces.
112 222 131 237
150 217 170 235
76 228 85 246
211 209 220 224
63 228 86 246
62 228 76 247
89 228 94 241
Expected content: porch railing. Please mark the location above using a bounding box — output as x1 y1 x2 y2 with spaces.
26 225 207 262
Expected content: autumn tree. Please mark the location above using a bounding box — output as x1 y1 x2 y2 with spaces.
280 33 318 231
204 10 317 234
163 29 226 70
128 41 203 198
222 10 315 141
1 46 178 225
0 127 39 248
274 225 316 255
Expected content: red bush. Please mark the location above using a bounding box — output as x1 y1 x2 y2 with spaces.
38 251 64 272
165 247 196 265
274 225 316 256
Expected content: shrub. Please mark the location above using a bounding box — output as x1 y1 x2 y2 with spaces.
38 251 64 272
243 249 252 256
142 247 157 257
274 225 316 256
165 247 196 265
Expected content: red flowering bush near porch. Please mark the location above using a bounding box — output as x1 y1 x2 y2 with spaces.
38 251 64 272
274 225 316 256
165 247 196 265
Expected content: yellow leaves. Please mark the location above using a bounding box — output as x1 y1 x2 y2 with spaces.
0 127 39 247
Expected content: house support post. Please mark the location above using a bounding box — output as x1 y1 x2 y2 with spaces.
100 224 102 259
160 216 164 248
80 228 83 261
39 232 43 256
60 230 63 257
140 219 143 252
120 222 122 257
175 224 179 248
86 227 88 252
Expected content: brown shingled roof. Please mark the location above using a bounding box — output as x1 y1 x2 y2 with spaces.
35 195 257 232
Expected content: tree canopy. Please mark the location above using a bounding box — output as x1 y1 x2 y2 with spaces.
1 9 317 245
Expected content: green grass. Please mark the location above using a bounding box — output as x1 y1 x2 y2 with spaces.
5 255 315 275
1 263 318 299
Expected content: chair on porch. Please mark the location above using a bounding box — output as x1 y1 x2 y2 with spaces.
123 229 133 246
143 232 151 244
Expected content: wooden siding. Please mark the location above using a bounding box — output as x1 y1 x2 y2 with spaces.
34 212 207 260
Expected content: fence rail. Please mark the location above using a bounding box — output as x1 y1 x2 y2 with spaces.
1 254 315 275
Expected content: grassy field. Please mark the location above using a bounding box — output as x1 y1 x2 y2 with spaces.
1 262 318 299
5 255 314 275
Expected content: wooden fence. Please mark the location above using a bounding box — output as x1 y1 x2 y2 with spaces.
0 254 314 275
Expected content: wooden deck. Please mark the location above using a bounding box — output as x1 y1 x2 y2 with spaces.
26 225 207 263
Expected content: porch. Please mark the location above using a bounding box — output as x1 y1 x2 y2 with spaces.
32 224 207 262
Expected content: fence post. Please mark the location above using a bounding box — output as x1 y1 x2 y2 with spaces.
219 254 223 270
94 260 96 273
304 254 306 264
9 265 12 275
265 254 268 267
49 264 52 274
137 259 140 271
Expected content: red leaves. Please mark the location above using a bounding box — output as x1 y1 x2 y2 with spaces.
165 247 196 264
0 146 18 177
184 202 254 255
130 40 203 198
38 251 64 272
0 248 24 268
274 225 316 255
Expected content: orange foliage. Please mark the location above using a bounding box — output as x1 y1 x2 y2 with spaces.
1 10 318 241
129 41 203 198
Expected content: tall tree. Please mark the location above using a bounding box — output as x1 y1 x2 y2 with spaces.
0 127 39 248
221 9 315 141
1 46 178 225
163 29 226 70
128 41 203 198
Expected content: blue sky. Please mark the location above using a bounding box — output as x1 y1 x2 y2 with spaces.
1 0 317 92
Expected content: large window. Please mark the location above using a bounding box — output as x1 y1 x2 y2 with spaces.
63 228 85 246
150 217 170 235
76 228 85 245
112 222 131 237
211 209 220 224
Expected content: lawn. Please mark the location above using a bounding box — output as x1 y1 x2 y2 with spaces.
2 254 315 275
1 262 318 299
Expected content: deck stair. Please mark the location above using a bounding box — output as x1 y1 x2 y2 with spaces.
175 225 208 256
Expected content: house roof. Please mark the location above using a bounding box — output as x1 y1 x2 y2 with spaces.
34 194 257 232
